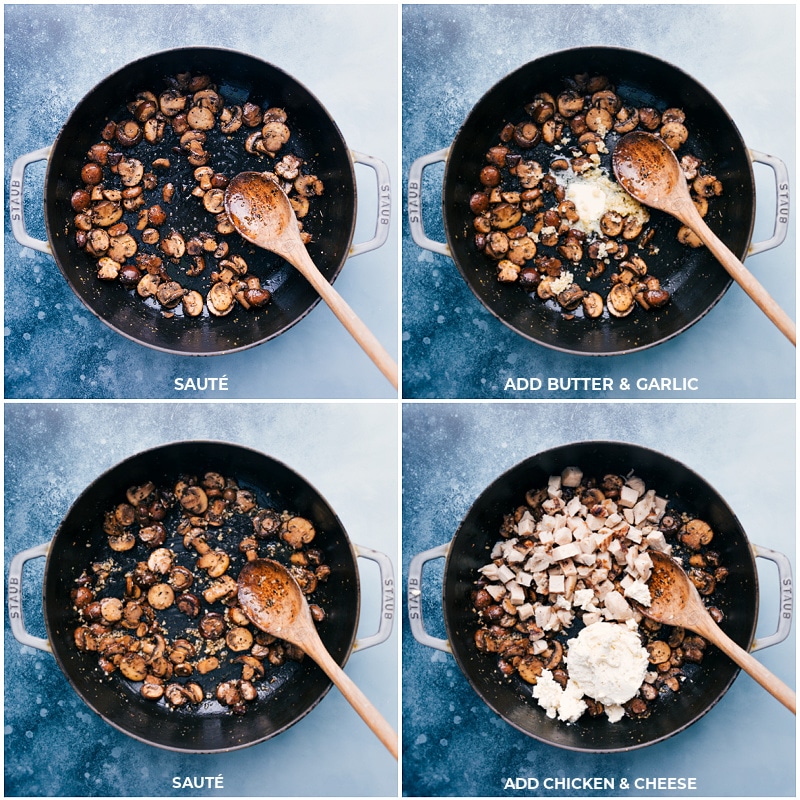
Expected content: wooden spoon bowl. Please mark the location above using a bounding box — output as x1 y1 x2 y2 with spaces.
638 551 795 713
613 132 795 345
225 172 398 388
238 558 399 758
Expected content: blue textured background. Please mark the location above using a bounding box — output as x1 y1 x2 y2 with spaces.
402 402 795 796
4 4 398 399
5 402 398 796
401 4 796 399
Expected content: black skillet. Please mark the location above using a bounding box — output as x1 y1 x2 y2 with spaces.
8 442 366 752
409 441 792 751
14 47 365 355
410 47 787 355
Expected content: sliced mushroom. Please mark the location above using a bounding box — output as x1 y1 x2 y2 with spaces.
147 547 175 574
176 592 201 618
203 575 238 605
187 105 215 131
160 230 186 259
159 90 187 117
96 257 121 281
180 485 208 514
156 281 186 309
107 233 138 263
115 120 142 147
182 290 204 317
607 283 635 317
141 681 165 701
117 158 144 187
216 681 242 707
661 122 688 150
119 653 148 681
147 583 175 610
226 627 254 652
136 273 161 298
242 102 262 127
219 105 243 134
207 282 235 316
202 188 226 214
199 612 226 639
261 120 290 154
196 549 230 578
92 200 123 228
84 228 110 257
677 225 703 248
168 565 194 591
109 531 137 552
582 291 604 318
281 517 316 549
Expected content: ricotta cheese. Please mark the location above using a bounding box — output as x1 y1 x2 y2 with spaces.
532 669 587 723
566 622 649 721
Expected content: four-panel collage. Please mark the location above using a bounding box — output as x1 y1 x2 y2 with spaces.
3 3 795 799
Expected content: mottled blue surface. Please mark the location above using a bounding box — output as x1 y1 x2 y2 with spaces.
5 403 398 796
4 4 398 399
401 4 796 399
402 403 795 796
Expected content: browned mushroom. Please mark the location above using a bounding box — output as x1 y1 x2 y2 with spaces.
196 550 230 578
115 120 142 147
207 282 234 317
203 575 238 605
159 230 186 259
607 283 635 317
281 517 316 549
226 626 254 652
147 583 175 610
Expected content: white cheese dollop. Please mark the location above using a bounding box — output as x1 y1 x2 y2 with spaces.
566 622 649 720
532 669 587 723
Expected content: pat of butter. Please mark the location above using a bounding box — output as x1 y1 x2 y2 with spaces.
557 166 649 236
566 182 608 229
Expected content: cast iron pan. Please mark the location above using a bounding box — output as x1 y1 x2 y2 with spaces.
44 47 357 355
39 441 360 752
443 47 756 354
442 441 759 751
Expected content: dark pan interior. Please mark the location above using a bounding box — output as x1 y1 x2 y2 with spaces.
443 441 757 752
43 441 360 752
443 47 754 355
45 47 357 355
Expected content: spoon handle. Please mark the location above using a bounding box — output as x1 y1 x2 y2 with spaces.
305 634 399 759
685 208 796 346
701 620 796 713
286 239 399 389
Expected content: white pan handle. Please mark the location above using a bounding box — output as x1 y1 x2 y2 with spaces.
751 543 793 652
407 541 451 653
748 150 790 257
8 542 52 653
10 146 53 254
408 147 451 257
353 544 395 651
349 151 392 257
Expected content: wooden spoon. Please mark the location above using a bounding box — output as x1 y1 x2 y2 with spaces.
238 558 399 758
638 551 795 713
225 172 398 389
613 131 795 346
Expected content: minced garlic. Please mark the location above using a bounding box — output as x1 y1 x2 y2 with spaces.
550 270 574 295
